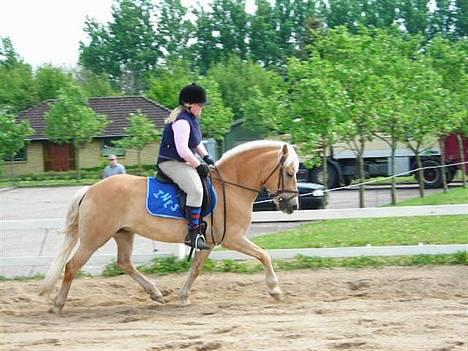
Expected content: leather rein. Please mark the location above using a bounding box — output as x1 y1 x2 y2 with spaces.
207 153 299 246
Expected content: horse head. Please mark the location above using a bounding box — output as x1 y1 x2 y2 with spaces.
217 140 300 215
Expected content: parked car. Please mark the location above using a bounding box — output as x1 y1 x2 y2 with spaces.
253 182 325 211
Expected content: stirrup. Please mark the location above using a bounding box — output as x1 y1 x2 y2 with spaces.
185 232 210 251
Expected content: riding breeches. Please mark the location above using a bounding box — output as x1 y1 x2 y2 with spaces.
158 161 203 207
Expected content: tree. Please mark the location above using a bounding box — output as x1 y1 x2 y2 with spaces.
156 0 193 62
146 60 196 109
208 56 284 121
0 38 38 113
79 0 159 93
114 111 161 174
286 54 348 193
198 76 234 141
45 82 108 180
34 65 74 101
73 68 119 97
0 110 34 181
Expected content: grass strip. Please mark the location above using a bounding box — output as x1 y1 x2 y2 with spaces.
101 252 467 277
252 215 467 249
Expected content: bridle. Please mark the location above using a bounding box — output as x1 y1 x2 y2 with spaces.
208 151 299 246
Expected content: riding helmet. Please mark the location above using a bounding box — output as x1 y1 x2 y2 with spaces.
179 83 207 105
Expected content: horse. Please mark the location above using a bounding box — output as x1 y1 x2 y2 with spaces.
39 140 300 314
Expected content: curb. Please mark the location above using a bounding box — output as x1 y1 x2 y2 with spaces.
0 187 15 193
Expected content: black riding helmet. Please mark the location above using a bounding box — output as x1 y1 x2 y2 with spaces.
179 83 207 105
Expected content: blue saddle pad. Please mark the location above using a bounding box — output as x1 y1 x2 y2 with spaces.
146 177 217 219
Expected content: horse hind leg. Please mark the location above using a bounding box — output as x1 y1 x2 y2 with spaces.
113 231 165 304
50 241 99 315
222 236 282 301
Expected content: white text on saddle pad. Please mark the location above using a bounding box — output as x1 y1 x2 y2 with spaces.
153 190 180 211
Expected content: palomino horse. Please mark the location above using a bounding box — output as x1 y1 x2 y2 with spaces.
40 140 300 314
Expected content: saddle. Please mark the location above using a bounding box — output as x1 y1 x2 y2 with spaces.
144 167 216 220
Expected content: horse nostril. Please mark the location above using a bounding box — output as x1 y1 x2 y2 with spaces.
292 203 298 210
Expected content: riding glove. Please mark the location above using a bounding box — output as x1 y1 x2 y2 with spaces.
203 155 215 166
196 163 210 177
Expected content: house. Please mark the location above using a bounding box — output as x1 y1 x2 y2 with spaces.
6 96 170 176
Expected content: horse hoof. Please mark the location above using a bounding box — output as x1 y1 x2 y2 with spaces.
150 294 165 304
269 288 283 301
48 306 62 315
180 297 191 306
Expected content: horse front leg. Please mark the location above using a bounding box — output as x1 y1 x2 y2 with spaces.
114 231 165 304
222 236 282 301
179 249 211 306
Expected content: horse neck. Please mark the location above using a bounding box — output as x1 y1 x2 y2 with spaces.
217 148 280 195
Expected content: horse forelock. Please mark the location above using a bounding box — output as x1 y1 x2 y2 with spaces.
218 140 299 172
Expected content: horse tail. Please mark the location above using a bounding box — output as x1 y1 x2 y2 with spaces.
39 186 90 296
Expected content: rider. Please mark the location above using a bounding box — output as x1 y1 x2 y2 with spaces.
157 83 215 250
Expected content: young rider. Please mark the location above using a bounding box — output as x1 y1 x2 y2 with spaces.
157 83 215 250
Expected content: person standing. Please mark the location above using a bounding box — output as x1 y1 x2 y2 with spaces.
157 83 215 250
102 155 126 178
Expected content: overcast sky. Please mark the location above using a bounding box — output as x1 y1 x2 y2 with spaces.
0 0 256 69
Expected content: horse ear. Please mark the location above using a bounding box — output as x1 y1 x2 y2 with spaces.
282 144 289 156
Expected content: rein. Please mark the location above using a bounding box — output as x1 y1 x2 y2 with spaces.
208 152 299 247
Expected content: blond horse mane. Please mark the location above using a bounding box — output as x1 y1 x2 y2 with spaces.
217 140 299 171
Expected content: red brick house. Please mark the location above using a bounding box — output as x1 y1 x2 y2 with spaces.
7 96 169 176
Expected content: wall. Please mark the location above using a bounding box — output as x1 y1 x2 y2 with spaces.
3 142 44 176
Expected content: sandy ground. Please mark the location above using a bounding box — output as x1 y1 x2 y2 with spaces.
0 266 467 351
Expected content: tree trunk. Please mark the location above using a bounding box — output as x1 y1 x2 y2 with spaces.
439 136 448 193
456 133 467 188
9 154 16 186
74 142 81 181
322 142 328 207
390 141 397 205
137 150 142 176
415 153 425 198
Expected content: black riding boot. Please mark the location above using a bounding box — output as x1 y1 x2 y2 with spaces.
184 206 211 250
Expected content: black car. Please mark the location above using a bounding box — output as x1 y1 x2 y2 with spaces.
253 182 325 211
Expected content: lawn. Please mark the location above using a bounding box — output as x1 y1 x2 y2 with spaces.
388 187 467 206
252 187 467 249
252 215 467 249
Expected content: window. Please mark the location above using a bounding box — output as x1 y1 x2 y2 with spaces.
3 147 27 162
101 137 126 157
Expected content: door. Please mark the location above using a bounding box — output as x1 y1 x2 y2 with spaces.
44 142 75 171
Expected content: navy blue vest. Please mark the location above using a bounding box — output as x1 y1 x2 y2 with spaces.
157 111 202 164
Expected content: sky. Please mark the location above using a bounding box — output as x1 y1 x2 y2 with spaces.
0 0 256 69
0 0 115 68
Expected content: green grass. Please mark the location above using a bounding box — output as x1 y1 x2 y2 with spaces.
389 187 467 206
99 252 467 277
252 215 467 249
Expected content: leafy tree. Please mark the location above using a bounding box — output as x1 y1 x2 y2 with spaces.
0 37 38 112
156 0 193 62
249 0 281 66
426 36 467 191
73 68 119 97
146 60 196 109
34 65 74 101
208 56 284 121
0 37 21 68
0 110 34 180
211 0 249 60
0 62 38 113
286 54 348 192
190 5 221 74
79 0 159 93
45 82 108 180
198 76 234 141
115 111 161 174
